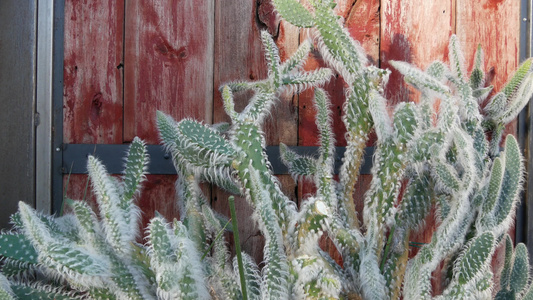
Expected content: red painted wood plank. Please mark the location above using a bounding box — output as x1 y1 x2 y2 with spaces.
63 1 125 220
456 2 520 296
381 0 454 104
123 0 214 143
298 0 380 208
456 0 520 139
211 0 269 264
211 0 300 263
381 1 455 294
63 0 124 144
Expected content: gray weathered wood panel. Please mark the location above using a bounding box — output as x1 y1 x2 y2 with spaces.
0 1 37 228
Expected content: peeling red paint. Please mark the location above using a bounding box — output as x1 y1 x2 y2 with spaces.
483 0 505 10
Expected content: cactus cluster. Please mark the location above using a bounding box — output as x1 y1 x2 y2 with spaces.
1 0 533 299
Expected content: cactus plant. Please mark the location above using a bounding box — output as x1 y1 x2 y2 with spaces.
1 0 533 299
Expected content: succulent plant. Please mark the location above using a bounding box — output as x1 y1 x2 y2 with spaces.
1 0 532 299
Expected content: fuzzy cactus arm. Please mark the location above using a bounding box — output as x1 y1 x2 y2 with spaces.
510 243 530 295
234 253 262 300
148 216 209 300
312 3 367 81
499 234 514 292
175 118 236 168
0 273 14 300
176 175 209 252
157 112 236 172
261 31 282 89
291 255 343 299
87 155 137 255
479 157 503 224
289 197 330 253
280 39 312 74
232 155 290 298
455 232 495 286
0 233 38 266
69 200 107 252
501 58 533 101
469 44 485 90
382 229 410 299
279 143 317 180
437 232 495 299
272 0 315 28
18 202 115 290
367 90 392 141
364 103 418 256
448 35 468 82
472 85 494 103
313 88 337 209
382 173 434 297
10 282 87 300
485 92 507 119
496 71 533 125
121 137 148 208
338 82 373 229
243 167 290 299
221 85 238 122
403 188 475 299
523 286 533 300
281 68 333 93
239 90 277 125
158 111 241 194
389 60 452 97
201 206 242 299
358 245 387 299
480 135 523 237
232 123 296 237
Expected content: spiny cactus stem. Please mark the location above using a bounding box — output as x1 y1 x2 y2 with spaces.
201 218 232 261
380 225 397 272
229 196 248 300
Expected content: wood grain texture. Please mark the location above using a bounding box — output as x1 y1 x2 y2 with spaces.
456 2 520 296
211 0 300 263
381 0 454 104
456 0 520 138
63 0 124 144
63 0 125 230
212 0 267 264
124 0 214 143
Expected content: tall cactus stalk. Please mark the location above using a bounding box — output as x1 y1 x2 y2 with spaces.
1 1 532 299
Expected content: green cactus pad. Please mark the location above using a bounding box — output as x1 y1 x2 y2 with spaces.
272 0 314 28
0 233 38 265
510 243 530 294
456 232 494 285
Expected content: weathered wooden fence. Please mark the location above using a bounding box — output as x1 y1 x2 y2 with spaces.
60 0 521 265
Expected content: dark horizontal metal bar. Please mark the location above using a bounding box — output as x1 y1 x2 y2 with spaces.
62 144 375 175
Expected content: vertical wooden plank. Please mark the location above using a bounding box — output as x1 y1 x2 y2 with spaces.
456 0 520 93
298 0 380 211
0 1 37 228
212 0 299 263
296 0 380 259
381 0 454 104
456 0 521 138
214 0 267 263
63 0 124 144
456 1 520 295
381 1 455 294
124 0 214 143
122 1 214 223
62 0 125 218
